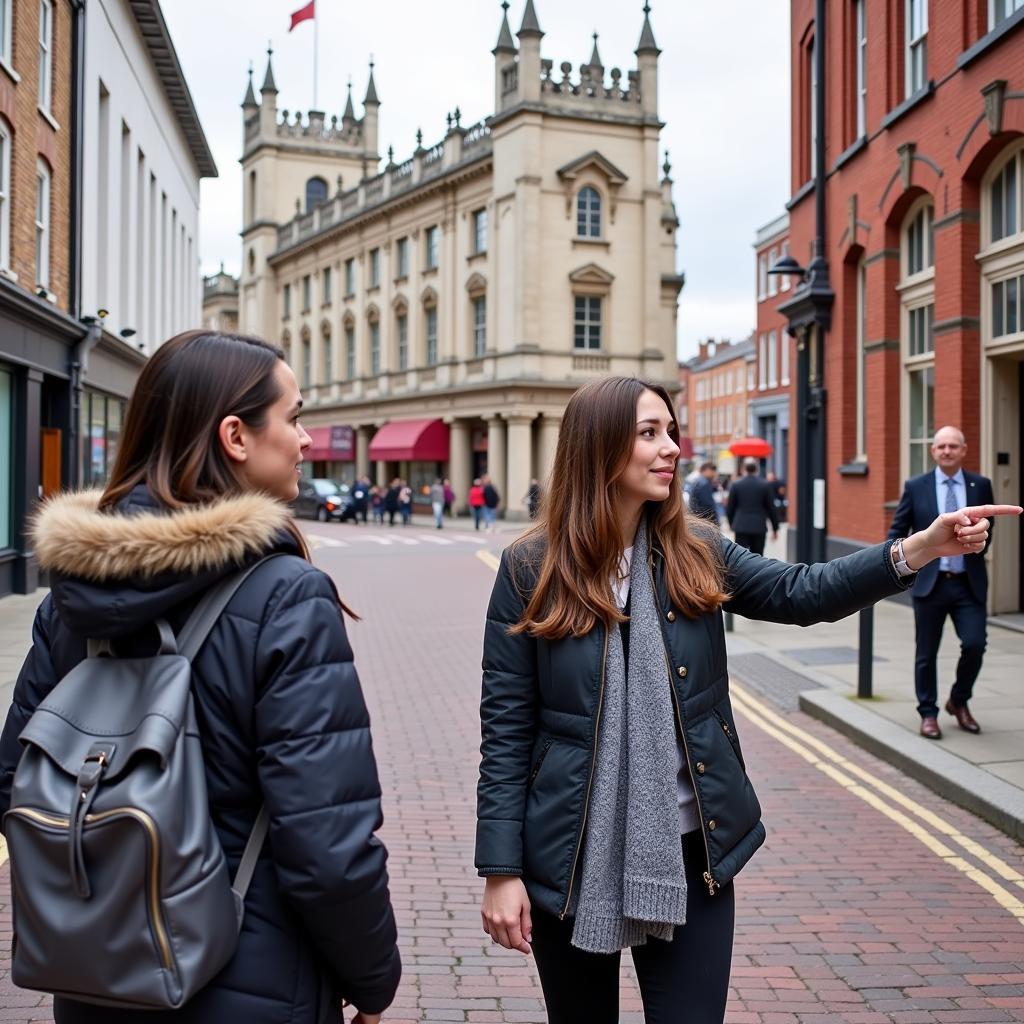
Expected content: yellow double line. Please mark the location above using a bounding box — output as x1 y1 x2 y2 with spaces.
730 684 1024 925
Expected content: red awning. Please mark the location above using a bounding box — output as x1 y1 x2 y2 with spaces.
368 418 450 462
729 436 773 458
305 425 355 462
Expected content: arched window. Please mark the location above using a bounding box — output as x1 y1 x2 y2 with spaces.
367 306 381 376
0 118 10 271
577 186 602 238
343 312 356 379
422 288 438 366
982 144 1024 342
900 198 936 477
305 176 328 212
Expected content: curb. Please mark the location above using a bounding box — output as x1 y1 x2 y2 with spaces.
799 688 1024 843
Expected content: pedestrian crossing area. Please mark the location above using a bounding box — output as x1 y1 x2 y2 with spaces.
303 527 490 549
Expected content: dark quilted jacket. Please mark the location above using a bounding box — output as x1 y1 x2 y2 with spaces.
0 486 401 1023
476 529 912 918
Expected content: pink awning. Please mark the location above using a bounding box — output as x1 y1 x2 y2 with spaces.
368 418 449 462
305 425 355 462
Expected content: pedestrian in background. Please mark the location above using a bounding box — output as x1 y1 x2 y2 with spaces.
443 478 456 518
0 330 400 1024
469 478 486 531
686 461 720 525
398 481 413 526
726 459 778 555
482 475 500 531
352 476 369 525
384 478 401 527
430 478 446 530
370 484 385 525
475 375 1016 1024
888 426 995 740
525 479 541 520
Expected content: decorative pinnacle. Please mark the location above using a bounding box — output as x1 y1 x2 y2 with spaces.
416 127 423 147
662 150 672 178
387 145 395 165
454 106 462 127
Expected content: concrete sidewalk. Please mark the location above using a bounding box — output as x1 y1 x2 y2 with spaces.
727 528 1024 843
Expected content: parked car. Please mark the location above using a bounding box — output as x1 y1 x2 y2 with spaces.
293 479 354 522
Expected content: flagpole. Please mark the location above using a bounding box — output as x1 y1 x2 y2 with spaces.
313 9 319 109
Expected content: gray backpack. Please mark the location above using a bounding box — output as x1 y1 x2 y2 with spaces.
3 557 280 1009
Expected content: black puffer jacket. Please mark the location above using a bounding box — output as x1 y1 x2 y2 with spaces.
476 530 912 917
0 487 401 1023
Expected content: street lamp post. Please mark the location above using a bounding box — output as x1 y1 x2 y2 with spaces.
769 0 833 566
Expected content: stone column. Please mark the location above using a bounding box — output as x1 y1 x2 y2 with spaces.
486 415 507 513
446 417 472 515
505 415 534 522
537 415 561 485
356 425 372 478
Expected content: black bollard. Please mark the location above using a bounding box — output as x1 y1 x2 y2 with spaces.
857 605 873 698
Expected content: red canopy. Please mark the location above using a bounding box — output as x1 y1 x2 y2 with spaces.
305 425 354 462
368 418 450 462
729 437 773 458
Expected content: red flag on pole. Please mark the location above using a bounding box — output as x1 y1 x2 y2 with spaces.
289 0 314 31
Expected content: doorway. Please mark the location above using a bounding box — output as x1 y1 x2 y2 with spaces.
988 353 1023 617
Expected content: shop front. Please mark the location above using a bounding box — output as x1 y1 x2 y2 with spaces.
368 418 450 505
305 424 356 484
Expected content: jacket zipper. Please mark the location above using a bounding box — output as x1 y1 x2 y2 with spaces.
647 553 719 897
559 626 609 920
6 805 177 973
528 738 554 789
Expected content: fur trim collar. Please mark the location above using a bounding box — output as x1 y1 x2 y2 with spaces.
32 490 293 581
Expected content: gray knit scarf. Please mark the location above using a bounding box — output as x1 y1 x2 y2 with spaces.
571 520 687 953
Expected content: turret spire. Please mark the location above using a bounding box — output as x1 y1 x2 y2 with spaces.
518 0 543 38
343 78 355 122
636 2 660 56
242 62 257 108
261 43 278 94
364 56 379 106
494 0 516 54
589 32 603 69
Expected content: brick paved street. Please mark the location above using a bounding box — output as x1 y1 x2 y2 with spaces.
1 521 1022 1022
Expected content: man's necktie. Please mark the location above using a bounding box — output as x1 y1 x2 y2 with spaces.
945 478 965 573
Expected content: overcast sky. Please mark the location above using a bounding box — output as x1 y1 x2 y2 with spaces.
162 1 791 360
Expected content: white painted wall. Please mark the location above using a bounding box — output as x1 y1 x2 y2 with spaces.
80 0 205 353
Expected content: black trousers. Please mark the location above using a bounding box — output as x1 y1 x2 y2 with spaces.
530 832 735 1024
912 574 987 719
732 531 766 556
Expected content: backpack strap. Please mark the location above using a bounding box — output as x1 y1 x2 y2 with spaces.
231 804 271 898
176 553 289 662
174 552 290 896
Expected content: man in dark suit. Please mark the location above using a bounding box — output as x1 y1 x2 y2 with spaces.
888 425 994 740
687 462 721 524
727 459 779 555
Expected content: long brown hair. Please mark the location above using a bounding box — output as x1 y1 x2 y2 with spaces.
510 377 728 639
100 329 355 616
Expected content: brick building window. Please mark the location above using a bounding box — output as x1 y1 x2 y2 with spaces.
577 187 602 238
855 259 867 459
808 34 818 178
905 0 928 98
758 254 768 300
0 120 9 271
984 145 1024 342
990 0 1024 30
0 0 12 69
780 241 792 291
38 0 53 113
768 330 778 387
781 329 791 386
758 334 768 389
768 248 778 297
573 296 602 349
35 160 50 289
855 0 867 138
905 203 934 277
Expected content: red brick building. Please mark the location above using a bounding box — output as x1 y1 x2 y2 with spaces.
683 337 756 477
781 0 1024 614
753 212 795 482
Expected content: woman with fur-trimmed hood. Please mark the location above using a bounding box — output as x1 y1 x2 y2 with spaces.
0 331 401 1024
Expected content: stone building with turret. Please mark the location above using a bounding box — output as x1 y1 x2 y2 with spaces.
238 1 682 517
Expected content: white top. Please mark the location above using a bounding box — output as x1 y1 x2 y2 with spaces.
612 548 701 835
